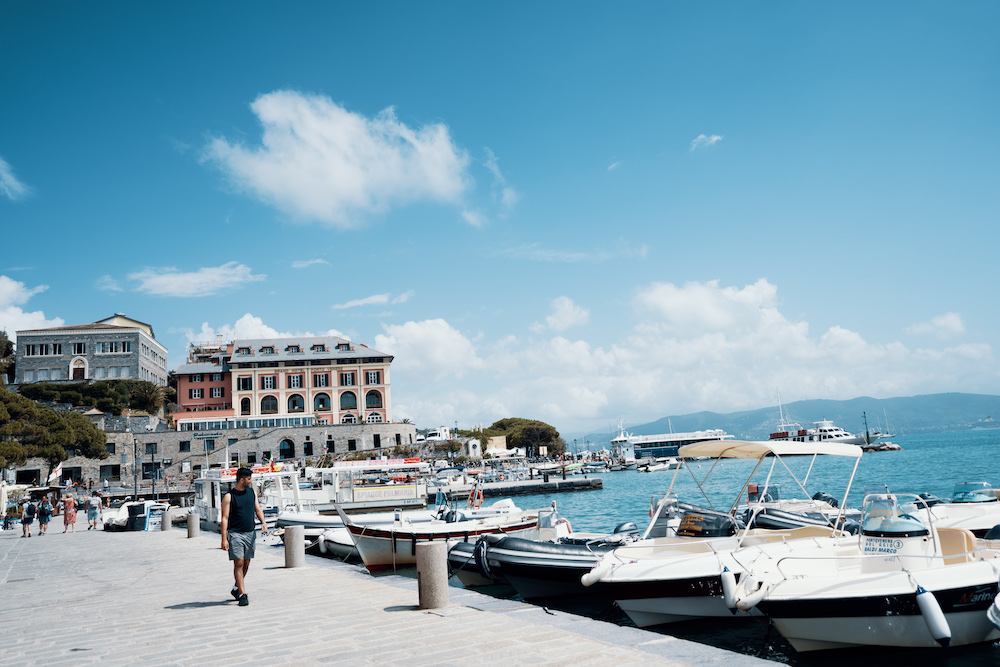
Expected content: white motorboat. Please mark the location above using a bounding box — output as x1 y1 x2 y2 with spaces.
637 457 682 473
103 499 170 531
916 481 1000 537
584 439 863 626
340 498 541 571
731 493 1000 652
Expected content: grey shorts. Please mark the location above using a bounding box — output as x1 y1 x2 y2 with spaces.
87 509 99 521
228 530 256 561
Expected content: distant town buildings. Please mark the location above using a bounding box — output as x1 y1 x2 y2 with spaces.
14 314 169 386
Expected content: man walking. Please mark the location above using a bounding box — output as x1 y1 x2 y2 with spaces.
220 467 267 607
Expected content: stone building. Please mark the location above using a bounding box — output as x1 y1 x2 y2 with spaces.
14 314 168 386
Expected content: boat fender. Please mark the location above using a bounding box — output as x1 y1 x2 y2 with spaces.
556 518 573 534
915 586 951 648
317 534 328 555
721 568 739 613
497 473 506 482
735 575 765 612
987 592 1000 632
473 536 493 581
581 557 613 587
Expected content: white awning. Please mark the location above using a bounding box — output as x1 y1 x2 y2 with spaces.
678 439 862 460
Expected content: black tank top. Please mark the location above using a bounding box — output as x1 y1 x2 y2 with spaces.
227 487 256 533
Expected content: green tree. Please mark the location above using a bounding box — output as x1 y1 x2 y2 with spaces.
486 418 564 457
0 330 13 382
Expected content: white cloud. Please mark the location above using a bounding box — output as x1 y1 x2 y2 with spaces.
375 319 484 380
545 296 590 331
690 134 723 150
204 91 471 227
392 290 415 304
380 279 995 434
185 314 347 344
0 275 63 342
333 294 389 310
0 156 31 201
291 258 329 269
462 209 487 227
484 148 519 216
495 240 648 264
906 312 965 338
607 161 622 171
96 275 123 292
129 262 266 297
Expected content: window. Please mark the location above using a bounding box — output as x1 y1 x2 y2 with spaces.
23 370 34 382
52 343 62 355
288 394 305 413
191 374 203 382
312 344 326 352
261 346 275 355
240 398 251 415
262 376 276 390
228 438 238 446
247 452 257 464
373 434 381 449
366 390 382 409
313 373 329 387
189 388 204 399
340 391 357 410
303 442 313 456
348 438 357 451
338 343 350 351
105 443 116 454
366 371 381 385
211 373 222 382
204 439 215 451
211 387 224 398
367 413 383 423
342 414 357 424
237 347 251 355
314 393 330 410
119 366 129 379
340 372 355 386
23 344 37 356
179 441 191 452
287 345 300 353
237 377 253 391
288 374 303 389
261 395 278 414
96 341 131 354
38 369 50 381
262 450 271 461
145 443 157 455
51 369 63 380
396 433 401 446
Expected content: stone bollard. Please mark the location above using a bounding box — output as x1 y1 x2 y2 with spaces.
161 509 172 532
187 514 200 538
284 525 305 568
416 541 449 609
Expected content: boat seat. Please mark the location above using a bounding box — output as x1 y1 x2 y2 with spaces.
938 527 978 565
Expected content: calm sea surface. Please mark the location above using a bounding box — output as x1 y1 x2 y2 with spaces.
502 428 1000 666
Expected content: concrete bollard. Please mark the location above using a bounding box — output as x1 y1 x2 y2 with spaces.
284 524 305 568
416 541 449 609
187 514 200 538
161 509 172 532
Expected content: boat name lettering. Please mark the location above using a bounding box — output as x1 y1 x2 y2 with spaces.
862 538 904 554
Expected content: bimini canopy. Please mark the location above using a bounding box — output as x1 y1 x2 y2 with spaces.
678 439 862 460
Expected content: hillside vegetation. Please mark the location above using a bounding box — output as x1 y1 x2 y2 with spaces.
0 387 108 471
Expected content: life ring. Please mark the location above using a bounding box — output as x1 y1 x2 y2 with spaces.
516 472 526 481
497 473 507 482
467 488 484 508
556 517 573 533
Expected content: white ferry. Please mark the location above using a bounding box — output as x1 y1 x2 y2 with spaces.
768 418 868 446
611 422 735 461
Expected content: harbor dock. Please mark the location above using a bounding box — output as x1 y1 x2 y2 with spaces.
0 524 775 666
443 476 603 501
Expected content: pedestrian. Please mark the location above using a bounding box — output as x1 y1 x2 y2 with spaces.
21 500 36 538
103 478 109 492
38 496 53 535
220 467 267 607
62 494 77 533
86 491 102 530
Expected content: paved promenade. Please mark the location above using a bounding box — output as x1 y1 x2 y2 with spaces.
0 525 777 666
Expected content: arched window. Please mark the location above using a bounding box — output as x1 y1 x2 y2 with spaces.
279 439 295 460
261 395 278 414
341 414 357 424
314 393 330 410
340 391 357 410
240 397 251 415
366 413 383 423
288 394 304 413
365 390 382 409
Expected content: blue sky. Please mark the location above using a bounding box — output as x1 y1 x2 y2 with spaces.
2 3 998 437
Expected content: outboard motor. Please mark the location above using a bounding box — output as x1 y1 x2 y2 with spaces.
916 492 948 508
983 524 1000 540
613 521 638 534
860 495 936 573
811 491 839 508
537 505 560 542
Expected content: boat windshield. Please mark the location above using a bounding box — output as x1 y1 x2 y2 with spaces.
747 484 781 503
952 482 997 504
861 494 929 538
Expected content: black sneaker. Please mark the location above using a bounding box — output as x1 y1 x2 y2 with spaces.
231 587 240 600
238 593 249 607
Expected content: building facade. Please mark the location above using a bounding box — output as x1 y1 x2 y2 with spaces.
171 335 393 432
15 314 168 386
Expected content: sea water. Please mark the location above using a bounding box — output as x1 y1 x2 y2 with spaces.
510 429 1000 666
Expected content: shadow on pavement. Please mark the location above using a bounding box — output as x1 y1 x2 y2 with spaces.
164 600 234 609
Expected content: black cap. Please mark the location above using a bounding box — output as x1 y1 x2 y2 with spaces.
236 467 253 480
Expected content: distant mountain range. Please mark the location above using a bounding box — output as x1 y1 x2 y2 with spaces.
573 393 1000 450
